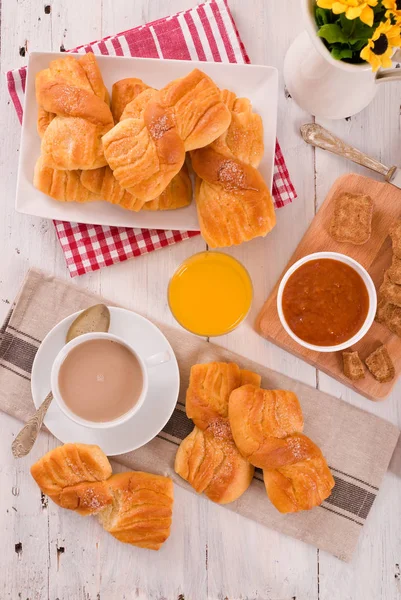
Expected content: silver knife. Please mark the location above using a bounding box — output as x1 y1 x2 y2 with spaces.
301 123 401 189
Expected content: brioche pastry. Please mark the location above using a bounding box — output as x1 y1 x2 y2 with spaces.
102 69 231 201
31 444 173 550
34 157 99 203
229 384 335 513
191 90 275 248
36 53 113 170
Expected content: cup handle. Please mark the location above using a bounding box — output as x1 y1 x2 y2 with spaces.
144 351 171 369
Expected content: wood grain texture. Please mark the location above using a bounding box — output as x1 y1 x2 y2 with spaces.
257 173 401 401
0 0 400 599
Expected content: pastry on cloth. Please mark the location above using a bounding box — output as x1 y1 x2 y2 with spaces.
102 69 231 202
329 192 373 245
342 350 365 381
390 219 401 259
30 443 112 511
229 384 335 513
31 444 174 550
36 53 113 170
365 345 395 383
80 78 192 211
175 362 260 504
34 157 99 203
191 90 276 248
185 361 259 430
174 422 254 504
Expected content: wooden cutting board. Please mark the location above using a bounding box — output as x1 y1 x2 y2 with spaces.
256 173 401 401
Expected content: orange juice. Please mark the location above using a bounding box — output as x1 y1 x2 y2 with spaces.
168 252 253 336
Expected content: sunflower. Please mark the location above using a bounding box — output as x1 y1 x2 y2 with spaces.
360 19 401 70
383 0 401 16
317 0 378 27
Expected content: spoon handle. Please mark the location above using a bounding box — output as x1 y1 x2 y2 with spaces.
11 392 53 458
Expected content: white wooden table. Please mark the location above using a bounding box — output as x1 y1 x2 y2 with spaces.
1 1 401 599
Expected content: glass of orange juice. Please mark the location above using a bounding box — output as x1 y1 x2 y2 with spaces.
168 251 253 337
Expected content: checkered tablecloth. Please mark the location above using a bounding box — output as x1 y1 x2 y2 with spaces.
7 0 297 277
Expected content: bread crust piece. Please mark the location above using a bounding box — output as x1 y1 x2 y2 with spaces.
342 350 365 381
228 384 334 513
97 472 174 550
375 297 401 336
111 77 151 123
379 273 401 307
365 345 395 382
329 192 373 245
390 219 401 259
36 53 113 170
387 254 401 285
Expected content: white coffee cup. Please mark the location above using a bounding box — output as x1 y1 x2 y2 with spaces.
51 331 170 429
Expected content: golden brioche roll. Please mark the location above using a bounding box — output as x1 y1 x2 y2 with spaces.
36 53 113 170
240 369 262 387
30 443 112 500
111 77 151 122
191 147 276 248
80 163 192 212
229 385 304 467
175 422 254 504
98 472 174 550
228 384 334 513
102 69 231 202
57 480 113 516
186 362 243 430
216 90 264 168
37 106 55 138
263 455 335 513
34 157 99 203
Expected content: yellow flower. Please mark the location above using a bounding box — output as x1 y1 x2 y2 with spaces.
317 0 378 27
383 0 401 16
360 19 401 70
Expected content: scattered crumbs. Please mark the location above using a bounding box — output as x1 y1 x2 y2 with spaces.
2 299 10 305
395 563 400 580
44 4 51 14
40 492 48 509
15 248 20 255
15 542 22 556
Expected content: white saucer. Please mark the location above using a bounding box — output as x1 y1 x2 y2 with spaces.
31 307 180 456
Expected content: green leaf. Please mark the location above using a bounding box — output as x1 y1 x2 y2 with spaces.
331 46 354 60
350 38 368 51
317 24 349 44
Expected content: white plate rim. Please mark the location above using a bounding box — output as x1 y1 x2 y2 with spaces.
16 51 279 231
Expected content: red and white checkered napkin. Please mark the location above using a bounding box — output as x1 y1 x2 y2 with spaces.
7 0 297 277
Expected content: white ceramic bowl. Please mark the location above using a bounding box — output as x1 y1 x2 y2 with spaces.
50 331 148 429
277 252 377 353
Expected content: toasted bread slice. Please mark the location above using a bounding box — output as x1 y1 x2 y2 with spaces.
342 350 365 381
329 192 373 245
365 345 395 383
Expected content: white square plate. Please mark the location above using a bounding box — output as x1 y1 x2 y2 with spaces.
16 52 278 231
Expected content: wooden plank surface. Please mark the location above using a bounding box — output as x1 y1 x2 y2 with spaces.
0 1 400 599
257 173 401 401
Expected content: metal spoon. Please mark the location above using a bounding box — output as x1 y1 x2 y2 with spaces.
11 304 110 458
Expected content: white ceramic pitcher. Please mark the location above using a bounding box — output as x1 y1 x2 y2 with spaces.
284 0 401 119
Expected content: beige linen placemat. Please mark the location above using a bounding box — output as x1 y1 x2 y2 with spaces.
0 269 399 562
